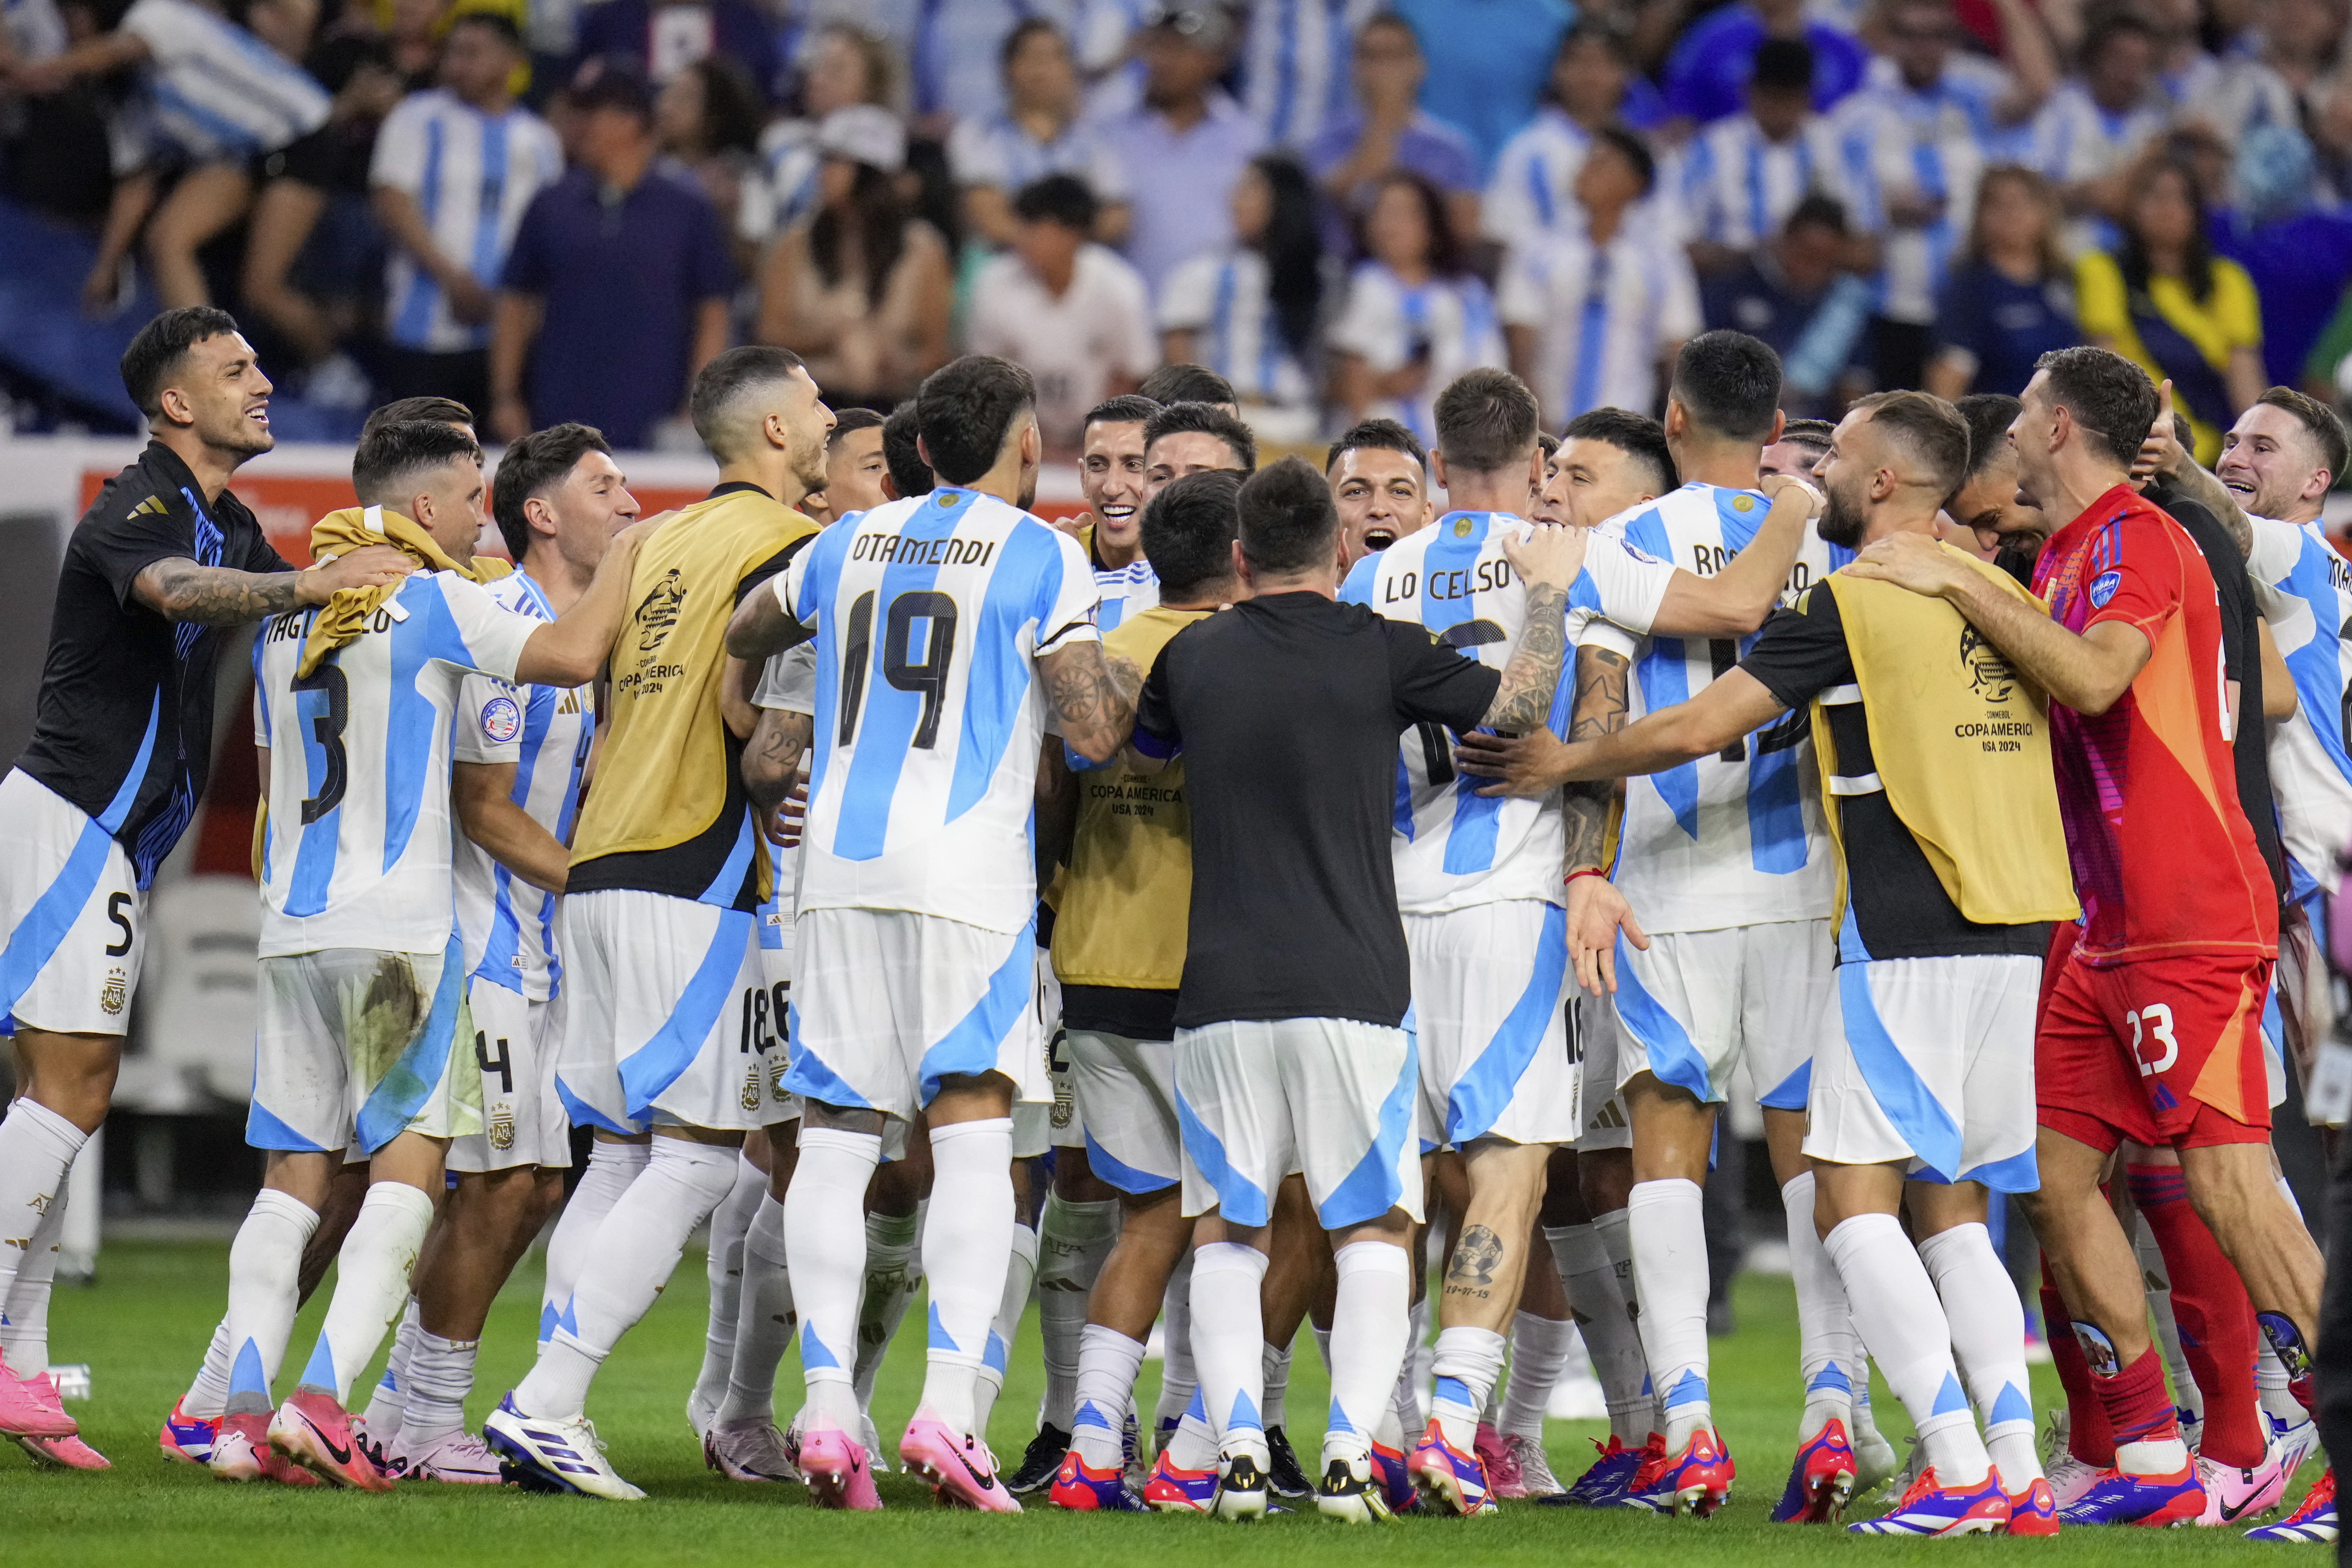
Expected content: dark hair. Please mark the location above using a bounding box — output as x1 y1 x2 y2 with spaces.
1326 416 1427 474
1536 429 1559 459
690 345 807 459
828 405 887 448
362 395 474 438
1140 362 1237 408
1587 125 1656 198
2083 8 2159 67
1966 165 2066 282
1548 20 1632 93
1245 152 1323 362
1084 393 1162 436
1434 367 1541 475
1750 36 1814 92
1851 390 1972 503
1956 393 2023 478
1671 330 1785 444
569 56 654 118
1142 469 1243 599
446 9 522 47
1236 455 1337 574
1358 9 1420 54
1144 400 1256 471
1562 407 1676 492
1000 14 1066 70
352 419 484 507
492 422 610 559
2117 156 2215 303
1786 193 1848 237
1779 416 1837 452
121 306 242 419
1359 167 1466 276
2033 346 2160 469
813 161 909 309
1013 172 1098 233
881 399 932 496
2255 385 2350 485
917 355 1035 484
679 56 762 157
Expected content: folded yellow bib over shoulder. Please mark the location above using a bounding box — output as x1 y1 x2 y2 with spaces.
296 503 511 677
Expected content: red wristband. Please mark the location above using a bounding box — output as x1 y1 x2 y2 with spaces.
1563 868 1608 886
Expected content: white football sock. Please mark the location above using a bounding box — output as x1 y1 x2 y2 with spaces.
1326 1240 1410 1467
1627 1179 1711 1450
1154 1248 1197 1437
1312 1323 1333 1375
1073 1324 1147 1469
1167 1386 1221 1470
2130 1210 2202 1432
541 1139 647 1351
691 1153 766 1429
1824 1213 1988 1488
0 1165 70 1378
916 1118 1015 1437
299 1181 435 1405
973 1219 1038 1439
1191 1241 1270 1465
1500 1310 1575 1442
852 1204 921 1413
518 1138 738 1421
1594 1207 1661 1438
718 1193 796 1425
1430 1324 1508 1451
223 1188 321 1416
2258 1341 2306 1426
783 1126 880 1429
400 1330 478 1446
1262 1340 1292 1430
1037 1194 1118 1431
0 1100 83 1313
360 1298 421 1436
1547 1221 1651 1444
1395 1294 1431 1434
184 1319 235 1420
1918 1221 2041 1491
1782 1172 1860 1441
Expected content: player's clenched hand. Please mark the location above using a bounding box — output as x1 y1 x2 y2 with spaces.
1566 872 1647 995
1455 727 1579 795
1759 472 1825 516
300 544 414 603
1842 529 1971 596
1498 520 1589 593
2131 379 2185 485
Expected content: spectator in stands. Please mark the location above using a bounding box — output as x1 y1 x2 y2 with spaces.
1847 0 2053 396
2032 10 2169 242
2215 122 2352 393
1500 128 1699 429
756 103 950 413
1329 166 1506 442
1925 164 2078 399
1659 0 1869 126
2076 151 2265 465
1483 23 1666 250
371 11 560 416
1101 0 1264 299
1677 39 1865 276
742 20 893 242
1388 0 1571 179
570 0 778 102
1241 0 1358 148
491 60 733 447
949 18 1130 251
15 0 332 310
654 54 764 252
1698 195 1872 419
966 173 1156 454
911 0 1039 134
1158 151 1322 419
1304 11 1479 258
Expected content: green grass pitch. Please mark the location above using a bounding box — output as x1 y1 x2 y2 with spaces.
1 1240 2321 1564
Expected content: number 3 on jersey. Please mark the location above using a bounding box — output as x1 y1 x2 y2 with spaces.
837 589 960 747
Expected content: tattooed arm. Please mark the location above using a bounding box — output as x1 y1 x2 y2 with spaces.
725 573 817 660
1040 640 1138 764
741 707 812 814
1561 646 1630 873
1480 524 1590 733
132 544 415 626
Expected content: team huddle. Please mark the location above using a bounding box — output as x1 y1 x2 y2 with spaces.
0 303 2346 1539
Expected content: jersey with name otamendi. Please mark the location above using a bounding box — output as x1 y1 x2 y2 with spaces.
1600 482 1847 932
1341 509 1677 913
452 570 595 1001
2245 511 2352 898
781 485 1102 934
253 571 538 958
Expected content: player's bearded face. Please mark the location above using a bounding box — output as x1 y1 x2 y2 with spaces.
1818 470 1868 548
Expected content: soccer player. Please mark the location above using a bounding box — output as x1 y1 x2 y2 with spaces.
1139 361 1240 414
1127 457 1587 1523
815 407 892 522
223 418 648 1488
1143 401 1258 497
1346 367 1816 1517
483 347 830 1500
1073 393 1160 632
880 401 934 501
1948 394 2048 574
0 308 408 1452
725 354 1135 1512
1547 408 1679 531
1843 348 2320 1529
1327 417 1435 563
1762 417 1836 480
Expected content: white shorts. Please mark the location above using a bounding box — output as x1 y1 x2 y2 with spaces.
1574 996 1633 1152
1175 1017 1423 1230
447 977 569 1173
0 771 145 1037
556 890 788 1135
788 908 1046 1123
1612 918 1833 1107
1405 901 1578 1150
249 942 481 1155
1068 1028 1180 1194
2265 892 2323 1114
1803 954 2040 1191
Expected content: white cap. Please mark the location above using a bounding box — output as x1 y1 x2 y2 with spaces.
817 104 905 174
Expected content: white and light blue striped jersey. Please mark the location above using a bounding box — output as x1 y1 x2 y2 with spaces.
1482 107 1595 250
1496 212 1701 429
1241 0 1371 146
1095 558 1159 634
1340 510 1677 915
117 0 328 164
1599 483 1846 932
1156 247 1317 410
252 566 539 959
370 90 562 354
2246 513 2352 898
1325 262 1508 450
1841 54 2021 324
1672 112 1866 251
781 487 1101 934
451 571 595 1002
945 109 1130 201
